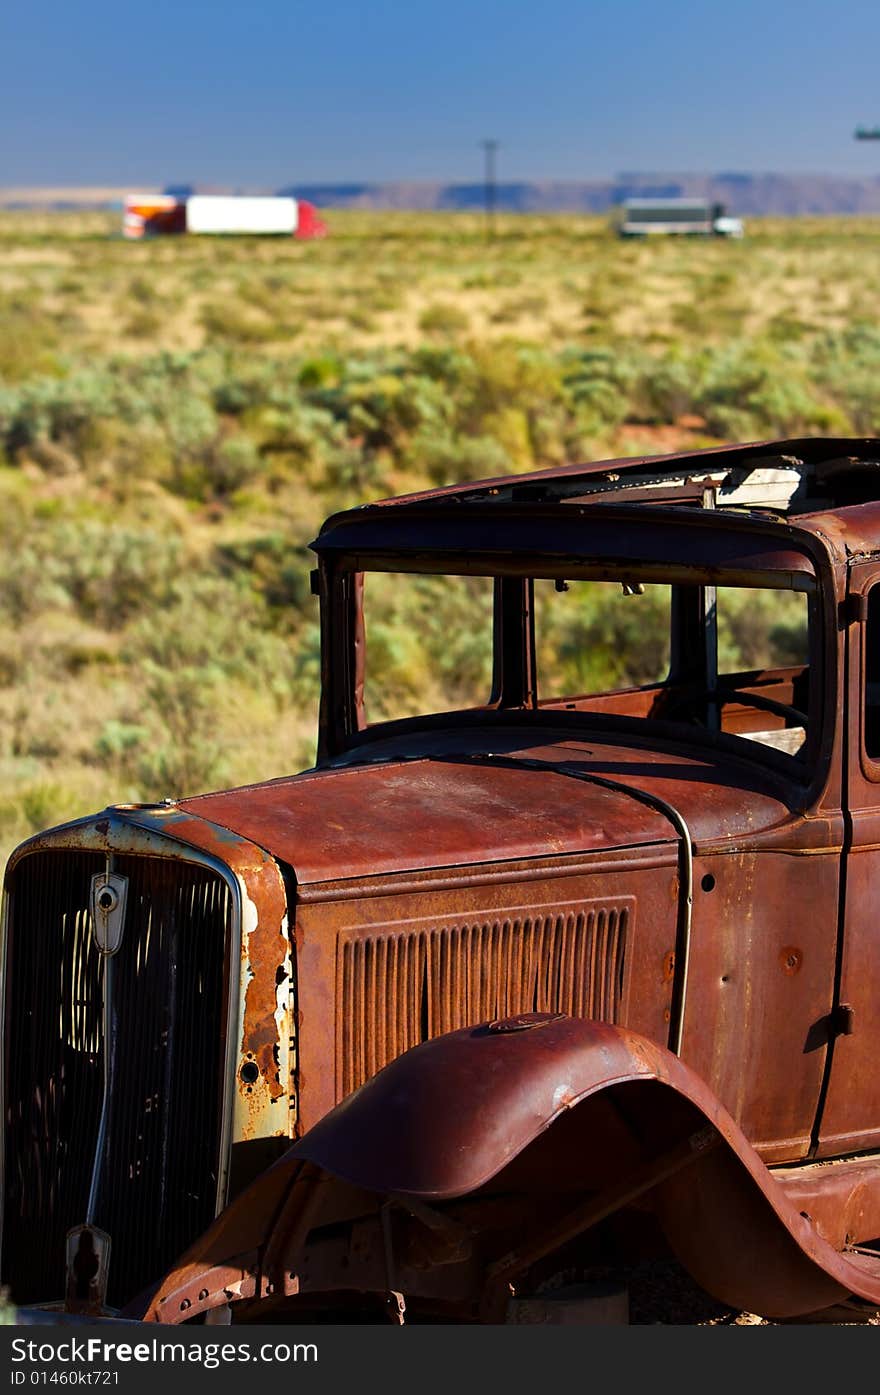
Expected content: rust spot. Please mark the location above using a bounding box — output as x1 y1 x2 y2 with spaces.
662 951 675 982
781 946 803 975
239 858 290 1103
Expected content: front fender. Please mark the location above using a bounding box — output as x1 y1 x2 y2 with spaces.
141 1015 880 1322
290 1012 707 1198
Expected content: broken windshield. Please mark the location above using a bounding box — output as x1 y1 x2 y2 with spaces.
351 561 819 774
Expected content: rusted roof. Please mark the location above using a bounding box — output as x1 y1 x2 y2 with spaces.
313 436 880 565
313 500 820 585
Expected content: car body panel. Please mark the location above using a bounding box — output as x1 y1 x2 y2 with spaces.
139 1018 880 1324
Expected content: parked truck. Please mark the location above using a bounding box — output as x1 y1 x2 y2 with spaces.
618 197 744 237
122 193 327 239
8 438 880 1323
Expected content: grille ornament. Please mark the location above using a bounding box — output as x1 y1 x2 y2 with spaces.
89 872 128 955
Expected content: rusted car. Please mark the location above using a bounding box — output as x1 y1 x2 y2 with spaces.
8 436 880 1323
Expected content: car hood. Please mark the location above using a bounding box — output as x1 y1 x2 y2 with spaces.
178 726 800 886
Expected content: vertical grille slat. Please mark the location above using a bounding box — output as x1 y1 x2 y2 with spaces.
3 850 232 1308
339 901 631 1097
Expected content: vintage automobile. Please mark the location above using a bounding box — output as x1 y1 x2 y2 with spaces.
9 436 880 1323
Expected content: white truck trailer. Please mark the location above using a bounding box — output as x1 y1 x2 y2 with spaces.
123 193 326 239
618 198 744 238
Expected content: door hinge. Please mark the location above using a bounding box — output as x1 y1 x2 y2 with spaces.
840 593 868 627
830 1002 855 1038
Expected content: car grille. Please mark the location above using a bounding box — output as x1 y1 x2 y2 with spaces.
339 900 631 1097
2 849 232 1308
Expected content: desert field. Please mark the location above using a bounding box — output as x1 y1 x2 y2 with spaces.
1 208 879 863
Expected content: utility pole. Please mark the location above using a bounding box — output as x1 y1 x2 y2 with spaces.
481 139 499 241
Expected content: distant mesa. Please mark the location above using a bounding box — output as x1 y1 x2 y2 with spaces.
276 183 373 204
281 174 880 216
8 173 880 215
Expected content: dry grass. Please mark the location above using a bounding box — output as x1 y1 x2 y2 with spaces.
3 210 880 363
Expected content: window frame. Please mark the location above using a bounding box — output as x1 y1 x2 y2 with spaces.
859 579 880 782
319 552 824 787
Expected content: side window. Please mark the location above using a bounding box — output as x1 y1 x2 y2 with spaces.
716 586 809 678
362 572 495 723
714 586 810 754
865 587 880 759
533 579 672 703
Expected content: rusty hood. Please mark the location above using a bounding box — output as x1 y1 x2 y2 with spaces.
177 727 799 886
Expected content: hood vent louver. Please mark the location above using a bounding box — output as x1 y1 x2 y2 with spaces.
338 899 632 1097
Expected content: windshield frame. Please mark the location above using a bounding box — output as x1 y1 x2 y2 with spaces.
312 505 837 798
316 559 830 793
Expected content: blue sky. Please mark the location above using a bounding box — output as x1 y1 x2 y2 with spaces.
5 0 880 186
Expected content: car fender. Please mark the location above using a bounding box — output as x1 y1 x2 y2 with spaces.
141 1015 880 1322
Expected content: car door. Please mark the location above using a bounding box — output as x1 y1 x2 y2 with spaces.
816 559 880 1155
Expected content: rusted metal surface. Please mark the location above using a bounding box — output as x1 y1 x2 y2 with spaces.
774 1156 880 1252
337 900 632 1096
139 1017 880 1324
179 739 793 885
311 503 821 583
816 554 880 1156
293 851 678 1135
179 731 839 1154
356 435 880 512
292 1016 699 1198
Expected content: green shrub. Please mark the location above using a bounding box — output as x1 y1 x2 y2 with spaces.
418 302 470 336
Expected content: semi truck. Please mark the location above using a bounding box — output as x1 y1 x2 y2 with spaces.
122 193 327 240
619 197 744 238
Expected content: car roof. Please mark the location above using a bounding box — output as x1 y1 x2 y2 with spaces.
313 437 880 567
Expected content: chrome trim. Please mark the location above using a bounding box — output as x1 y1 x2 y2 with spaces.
89 870 128 956
216 871 243 1211
86 953 114 1225
86 854 116 1223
